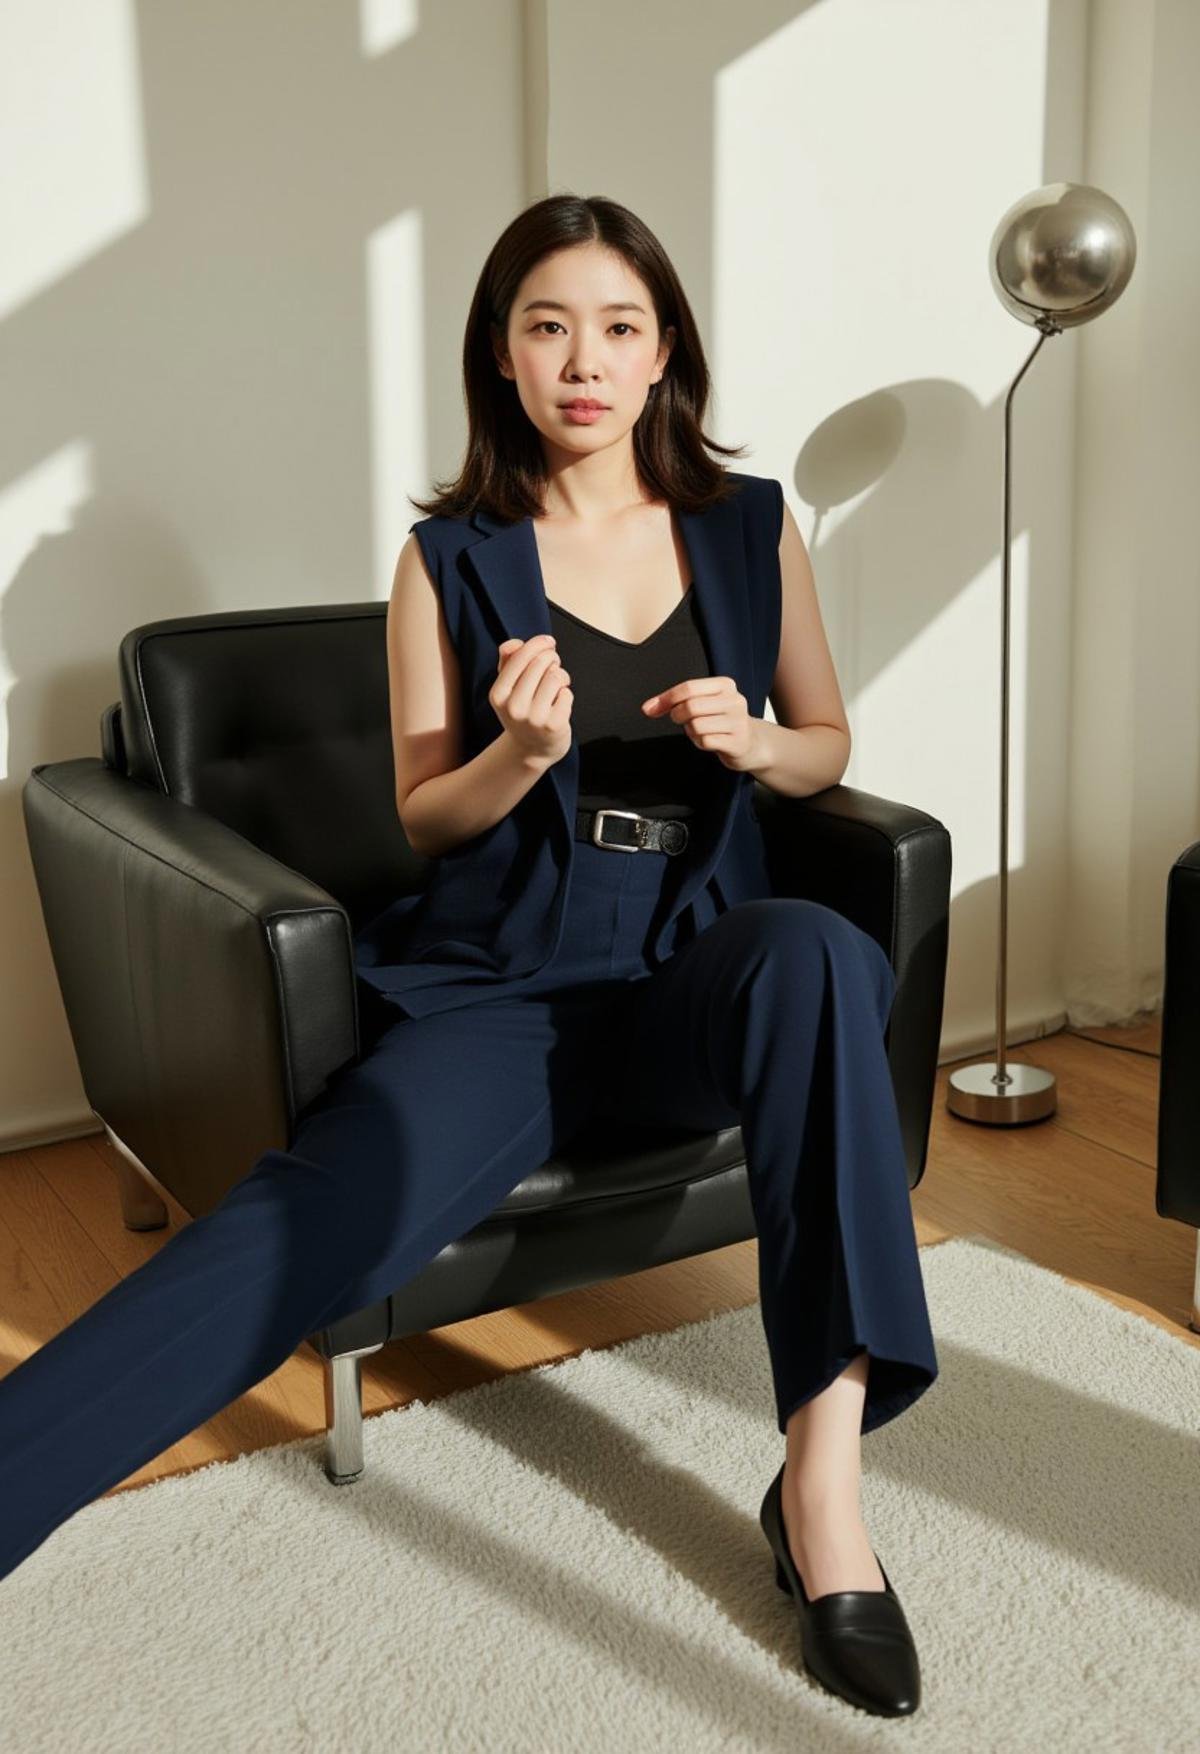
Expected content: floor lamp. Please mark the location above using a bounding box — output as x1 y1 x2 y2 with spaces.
947 181 1137 1126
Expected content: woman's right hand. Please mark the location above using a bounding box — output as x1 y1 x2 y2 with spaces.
490 633 574 766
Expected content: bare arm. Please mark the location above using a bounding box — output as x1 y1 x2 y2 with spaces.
747 499 851 797
388 535 570 858
769 500 851 744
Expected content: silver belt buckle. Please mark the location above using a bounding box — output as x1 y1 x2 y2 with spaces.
592 808 647 852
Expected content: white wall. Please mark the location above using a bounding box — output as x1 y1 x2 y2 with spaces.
1066 0 1200 1024
3 0 1195 1149
1 0 528 1146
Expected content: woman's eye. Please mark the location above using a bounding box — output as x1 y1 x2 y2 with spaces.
534 321 635 336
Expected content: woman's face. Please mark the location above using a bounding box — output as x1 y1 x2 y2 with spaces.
495 242 674 459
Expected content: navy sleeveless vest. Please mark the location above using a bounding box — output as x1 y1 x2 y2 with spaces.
354 469 784 1018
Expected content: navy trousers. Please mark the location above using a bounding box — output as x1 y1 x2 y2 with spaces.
0 834 938 1584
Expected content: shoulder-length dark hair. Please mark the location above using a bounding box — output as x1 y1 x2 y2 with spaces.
409 193 749 525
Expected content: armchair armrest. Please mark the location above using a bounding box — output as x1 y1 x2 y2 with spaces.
22 758 359 1218
755 779 952 1187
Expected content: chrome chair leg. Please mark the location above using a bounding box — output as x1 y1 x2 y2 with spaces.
323 1342 385 1484
102 1122 170 1231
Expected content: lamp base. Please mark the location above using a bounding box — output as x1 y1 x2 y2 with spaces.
946 1060 1057 1125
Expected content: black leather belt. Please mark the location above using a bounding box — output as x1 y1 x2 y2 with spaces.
574 807 690 855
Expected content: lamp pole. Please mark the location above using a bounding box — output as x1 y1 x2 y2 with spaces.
947 182 1135 1126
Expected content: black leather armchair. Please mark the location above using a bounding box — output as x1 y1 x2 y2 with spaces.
1156 844 1200 1334
21 603 952 1483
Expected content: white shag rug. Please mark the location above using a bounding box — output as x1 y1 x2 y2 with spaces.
2 1233 1198 1752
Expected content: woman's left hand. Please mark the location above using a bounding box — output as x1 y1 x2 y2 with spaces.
641 677 766 773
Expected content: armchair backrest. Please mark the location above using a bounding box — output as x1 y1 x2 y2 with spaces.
106 603 428 931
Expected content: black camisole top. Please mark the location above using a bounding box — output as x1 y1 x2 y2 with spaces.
546 582 714 819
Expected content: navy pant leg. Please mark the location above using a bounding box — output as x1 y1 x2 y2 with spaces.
593 897 939 1437
0 988 610 1585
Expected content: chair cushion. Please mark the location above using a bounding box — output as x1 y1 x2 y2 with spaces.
482 1119 747 1220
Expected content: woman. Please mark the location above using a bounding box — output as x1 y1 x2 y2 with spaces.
0 194 937 1720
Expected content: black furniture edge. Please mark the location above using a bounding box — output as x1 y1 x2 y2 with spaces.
1157 845 1200 1233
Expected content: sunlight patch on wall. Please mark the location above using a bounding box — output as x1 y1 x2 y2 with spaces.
0 0 147 322
360 0 419 58
854 528 1031 895
366 209 426 596
713 0 1052 432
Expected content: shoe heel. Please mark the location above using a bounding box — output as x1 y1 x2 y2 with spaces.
774 1556 790 1594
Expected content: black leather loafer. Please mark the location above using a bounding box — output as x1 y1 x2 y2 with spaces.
759 1463 921 1717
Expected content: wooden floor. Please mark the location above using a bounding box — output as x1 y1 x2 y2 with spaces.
2 1016 1196 1504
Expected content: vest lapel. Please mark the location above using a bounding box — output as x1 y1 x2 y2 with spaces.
463 493 754 871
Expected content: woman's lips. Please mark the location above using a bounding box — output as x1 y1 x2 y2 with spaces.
561 406 607 424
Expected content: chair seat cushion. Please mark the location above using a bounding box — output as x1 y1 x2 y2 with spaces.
482 1120 747 1221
